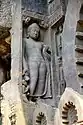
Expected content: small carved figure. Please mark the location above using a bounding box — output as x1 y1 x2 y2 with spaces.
23 23 52 101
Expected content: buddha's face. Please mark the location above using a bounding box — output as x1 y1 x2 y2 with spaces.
28 23 40 40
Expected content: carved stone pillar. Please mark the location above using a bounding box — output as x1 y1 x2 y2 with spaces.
1 0 26 125
62 0 82 92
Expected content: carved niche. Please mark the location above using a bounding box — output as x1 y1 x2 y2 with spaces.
22 22 52 102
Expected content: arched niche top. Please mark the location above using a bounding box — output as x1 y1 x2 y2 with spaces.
54 88 83 125
33 102 55 125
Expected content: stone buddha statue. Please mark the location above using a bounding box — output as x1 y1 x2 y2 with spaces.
23 23 52 101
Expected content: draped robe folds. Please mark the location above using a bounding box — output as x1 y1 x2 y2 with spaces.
23 38 52 99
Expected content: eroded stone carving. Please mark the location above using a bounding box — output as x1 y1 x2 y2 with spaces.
39 20 49 29
9 103 16 125
24 16 31 25
22 23 52 101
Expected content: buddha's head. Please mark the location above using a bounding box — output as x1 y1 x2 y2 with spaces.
28 23 40 40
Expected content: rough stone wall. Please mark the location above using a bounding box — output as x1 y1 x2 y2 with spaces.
0 0 12 27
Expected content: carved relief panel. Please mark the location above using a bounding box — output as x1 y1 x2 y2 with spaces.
55 24 66 96
22 22 52 102
48 0 65 26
